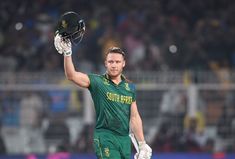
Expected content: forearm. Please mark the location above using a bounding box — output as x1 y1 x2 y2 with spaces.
64 56 76 80
131 107 152 159
131 113 145 142
132 114 152 159
63 54 90 88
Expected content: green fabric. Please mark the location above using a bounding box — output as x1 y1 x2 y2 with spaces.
93 130 131 159
88 73 136 136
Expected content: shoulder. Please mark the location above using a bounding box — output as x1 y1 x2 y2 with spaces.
124 80 136 92
88 74 104 89
122 75 136 91
88 73 103 80
122 74 134 84
128 82 136 92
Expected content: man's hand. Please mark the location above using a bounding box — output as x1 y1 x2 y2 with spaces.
134 141 152 159
54 34 72 56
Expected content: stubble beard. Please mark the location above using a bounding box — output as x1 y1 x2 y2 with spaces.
108 69 122 79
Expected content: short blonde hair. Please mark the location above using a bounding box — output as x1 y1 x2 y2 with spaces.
105 47 125 59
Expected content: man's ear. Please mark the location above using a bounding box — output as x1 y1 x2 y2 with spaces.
104 60 107 68
123 60 126 67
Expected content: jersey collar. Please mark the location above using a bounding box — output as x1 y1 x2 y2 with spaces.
103 73 126 84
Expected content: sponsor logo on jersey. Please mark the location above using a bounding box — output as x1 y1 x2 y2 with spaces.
125 83 130 91
104 147 110 157
103 78 110 85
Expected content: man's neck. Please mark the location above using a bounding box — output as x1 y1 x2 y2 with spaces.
105 73 125 85
112 77 122 85
109 75 122 85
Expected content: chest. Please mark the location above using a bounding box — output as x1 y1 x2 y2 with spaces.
97 80 133 105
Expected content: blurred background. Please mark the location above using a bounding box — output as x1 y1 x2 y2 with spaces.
0 0 235 158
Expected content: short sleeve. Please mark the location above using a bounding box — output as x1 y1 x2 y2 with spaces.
88 74 99 92
129 83 136 102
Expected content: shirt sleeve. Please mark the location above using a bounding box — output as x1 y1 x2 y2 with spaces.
129 83 136 102
88 74 99 92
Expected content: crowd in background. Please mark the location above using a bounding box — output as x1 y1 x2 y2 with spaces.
0 0 235 73
0 0 235 155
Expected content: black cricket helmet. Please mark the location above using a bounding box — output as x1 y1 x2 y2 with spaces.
55 11 85 44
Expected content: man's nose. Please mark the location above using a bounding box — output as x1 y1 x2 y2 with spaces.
111 63 117 67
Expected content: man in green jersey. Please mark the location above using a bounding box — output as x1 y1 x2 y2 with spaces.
54 12 152 159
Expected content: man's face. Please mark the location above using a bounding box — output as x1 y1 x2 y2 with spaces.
105 53 125 78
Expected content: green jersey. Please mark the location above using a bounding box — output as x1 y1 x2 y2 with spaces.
88 73 136 136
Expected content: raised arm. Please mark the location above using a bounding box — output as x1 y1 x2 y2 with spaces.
54 34 90 88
